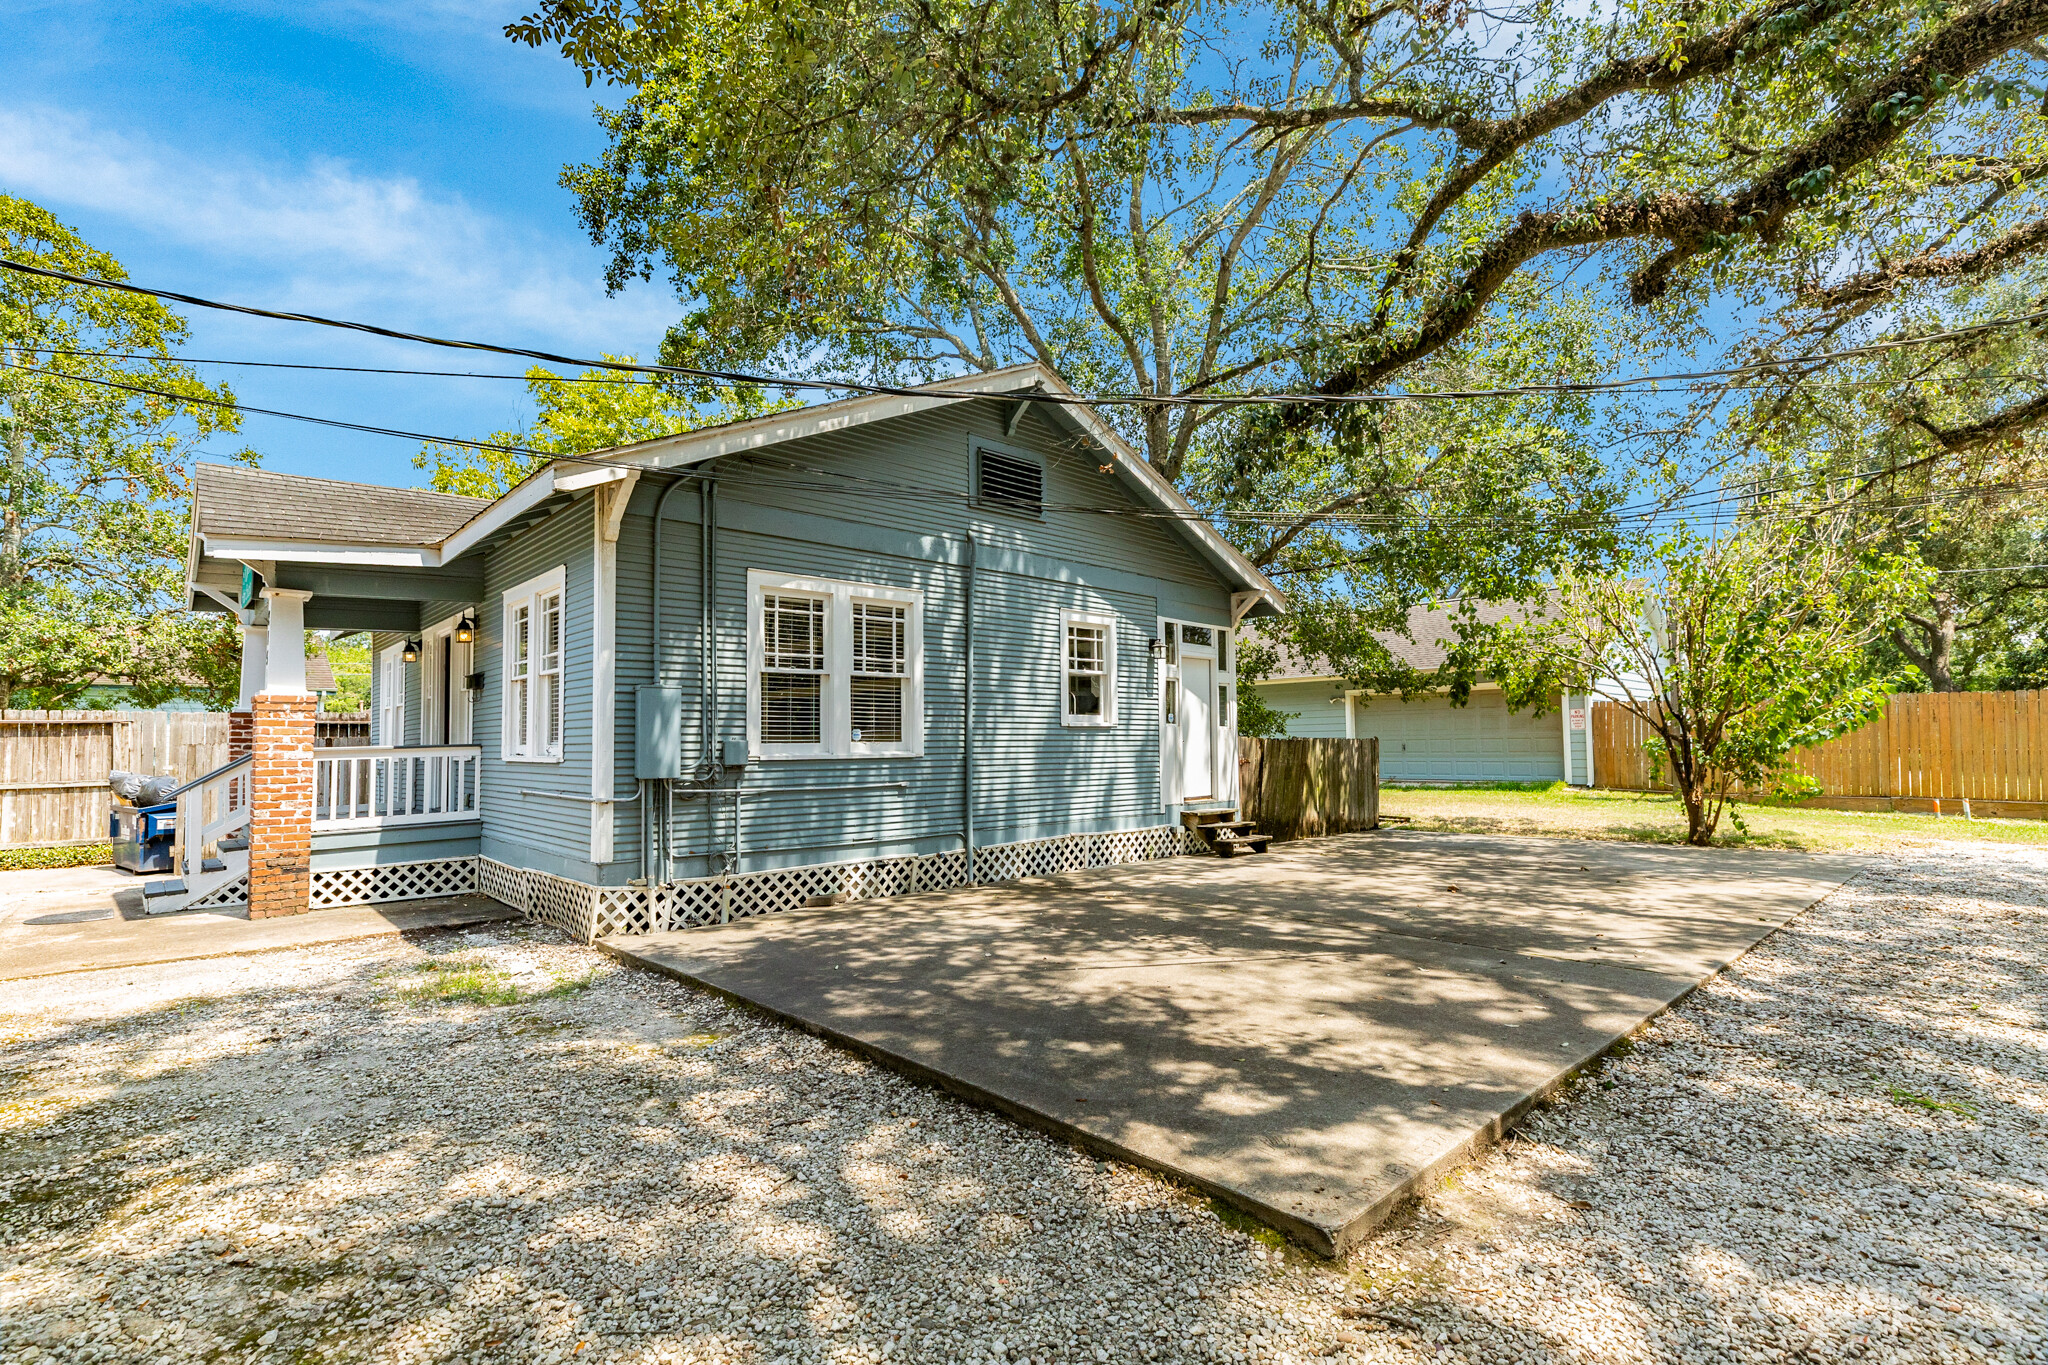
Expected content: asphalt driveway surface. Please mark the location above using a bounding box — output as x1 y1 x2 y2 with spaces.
604 829 1862 1255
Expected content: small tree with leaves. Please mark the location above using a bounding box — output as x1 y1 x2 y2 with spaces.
1489 519 1926 844
416 356 798 497
1 196 254 709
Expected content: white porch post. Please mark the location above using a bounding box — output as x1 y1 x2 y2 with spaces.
237 622 270 711
590 472 639 867
261 589 315 696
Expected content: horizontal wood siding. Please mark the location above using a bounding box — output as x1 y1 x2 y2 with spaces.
475 499 598 878
716 402 1223 594
603 402 1236 881
1256 680 1350 738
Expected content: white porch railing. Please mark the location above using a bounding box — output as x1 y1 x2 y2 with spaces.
144 754 254 913
313 745 483 830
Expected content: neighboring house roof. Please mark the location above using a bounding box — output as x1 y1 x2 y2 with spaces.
186 365 1284 617
304 655 337 693
192 464 490 548
1254 601 1537 680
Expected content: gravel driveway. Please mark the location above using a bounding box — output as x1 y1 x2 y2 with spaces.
2 845 2043 1365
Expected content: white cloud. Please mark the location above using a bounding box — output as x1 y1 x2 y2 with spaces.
0 105 671 350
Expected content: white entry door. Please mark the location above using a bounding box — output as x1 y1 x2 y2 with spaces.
1181 656 1214 799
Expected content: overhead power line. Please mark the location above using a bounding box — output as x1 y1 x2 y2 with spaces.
8 256 2048 408
0 362 551 459
19 345 2048 400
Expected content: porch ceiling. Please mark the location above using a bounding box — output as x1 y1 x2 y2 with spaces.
188 553 483 632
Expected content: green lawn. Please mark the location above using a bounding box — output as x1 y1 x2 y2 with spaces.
1377 783 2048 853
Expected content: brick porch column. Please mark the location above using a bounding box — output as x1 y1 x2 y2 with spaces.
228 710 254 761
248 693 316 919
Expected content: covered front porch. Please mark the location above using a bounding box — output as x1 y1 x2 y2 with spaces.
153 468 499 917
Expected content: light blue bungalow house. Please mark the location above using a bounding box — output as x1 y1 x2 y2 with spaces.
1249 603 1597 786
173 365 1285 937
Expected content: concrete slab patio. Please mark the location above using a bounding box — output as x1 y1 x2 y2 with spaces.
603 828 1864 1256
0 864 514 981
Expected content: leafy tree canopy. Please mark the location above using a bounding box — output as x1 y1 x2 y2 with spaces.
1489 512 1928 842
508 0 2048 687
416 355 800 497
0 195 254 710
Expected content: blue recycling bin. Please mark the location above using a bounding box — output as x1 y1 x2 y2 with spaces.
110 802 177 875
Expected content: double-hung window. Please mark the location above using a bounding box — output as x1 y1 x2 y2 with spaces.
748 572 923 758
501 565 566 762
761 593 827 745
851 601 908 744
1061 610 1118 727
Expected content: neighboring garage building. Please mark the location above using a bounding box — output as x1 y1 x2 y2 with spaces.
1250 603 1596 786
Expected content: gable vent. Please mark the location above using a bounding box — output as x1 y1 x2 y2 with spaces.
977 449 1044 515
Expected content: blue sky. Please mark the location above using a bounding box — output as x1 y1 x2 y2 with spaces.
2 0 676 486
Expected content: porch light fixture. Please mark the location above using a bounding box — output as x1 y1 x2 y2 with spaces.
1146 636 1164 661
454 615 476 644
401 638 421 663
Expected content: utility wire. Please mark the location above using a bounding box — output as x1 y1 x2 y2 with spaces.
16 357 2031 540
9 256 2048 407
14 344 2048 398
0 362 551 459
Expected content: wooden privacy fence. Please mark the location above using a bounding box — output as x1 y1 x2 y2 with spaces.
0 710 230 847
1592 690 2048 815
1237 736 1380 842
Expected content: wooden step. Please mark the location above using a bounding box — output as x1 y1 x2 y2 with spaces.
143 878 188 899
1181 808 1240 829
217 836 249 851
1209 831 1272 856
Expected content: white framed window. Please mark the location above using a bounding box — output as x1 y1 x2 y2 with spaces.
1061 609 1118 727
501 565 566 762
747 571 923 758
377 642 407 746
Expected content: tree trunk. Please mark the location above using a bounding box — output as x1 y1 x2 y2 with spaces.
2 346 22 595
1893 594 1961 691
1665 740 1720 845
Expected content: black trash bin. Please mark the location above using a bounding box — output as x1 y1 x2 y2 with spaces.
111 802 178 875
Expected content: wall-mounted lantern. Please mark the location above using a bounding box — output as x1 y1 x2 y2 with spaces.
401 639 421 663
1146 636 1164 662
453 615 476 644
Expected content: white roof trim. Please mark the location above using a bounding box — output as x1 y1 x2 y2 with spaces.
1021 369 1284 611
585 364 1051 474
184 364 1288 615
438 465 563 563
200 536 444 568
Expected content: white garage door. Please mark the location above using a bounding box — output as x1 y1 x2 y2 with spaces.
1351 691 1563 784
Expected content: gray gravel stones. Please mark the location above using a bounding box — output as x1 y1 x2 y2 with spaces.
1 843 2043 1365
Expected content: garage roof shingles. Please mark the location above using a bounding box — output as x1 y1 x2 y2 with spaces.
1256 600 1538 678
194 464 490 548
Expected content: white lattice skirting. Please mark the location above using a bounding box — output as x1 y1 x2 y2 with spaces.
188 876 251 910
480 824 1203 942
307 857 478 909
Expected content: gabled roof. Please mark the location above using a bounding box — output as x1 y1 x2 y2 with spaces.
1255 601 1536 680
194 464 487 547
187 365 1284 612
